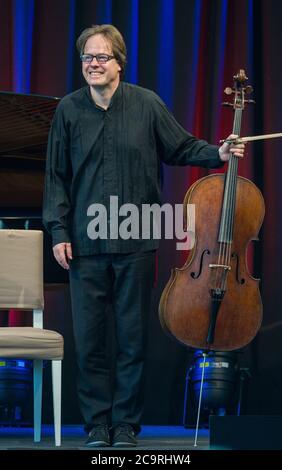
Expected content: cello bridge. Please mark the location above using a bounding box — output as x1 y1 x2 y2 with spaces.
209 264 231 271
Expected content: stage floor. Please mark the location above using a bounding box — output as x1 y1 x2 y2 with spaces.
0 425 209 450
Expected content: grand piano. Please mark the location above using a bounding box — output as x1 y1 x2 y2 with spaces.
0 91 59 213
0 91 67 282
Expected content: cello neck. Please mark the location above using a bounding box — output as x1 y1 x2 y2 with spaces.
232 107 243 136
218 107 242 244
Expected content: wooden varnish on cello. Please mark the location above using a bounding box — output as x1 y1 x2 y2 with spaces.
159 70 265 351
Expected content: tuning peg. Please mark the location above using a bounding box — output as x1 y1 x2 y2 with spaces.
224 87 234 95
244 85 253 94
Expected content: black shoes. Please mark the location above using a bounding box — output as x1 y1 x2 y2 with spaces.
85 424 111 447
112 424 137 447
85 423 137 447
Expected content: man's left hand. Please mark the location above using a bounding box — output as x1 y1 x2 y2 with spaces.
219 134 245 162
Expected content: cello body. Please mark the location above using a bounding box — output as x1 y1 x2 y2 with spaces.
159 69 265 352
159 173 265 351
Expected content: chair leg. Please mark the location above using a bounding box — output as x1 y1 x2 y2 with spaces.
52 360 62 446
33 359 43 443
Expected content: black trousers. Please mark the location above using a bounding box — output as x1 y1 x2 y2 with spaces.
69 250 155 433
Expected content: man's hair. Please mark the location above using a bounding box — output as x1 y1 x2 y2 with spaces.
76 24 127 78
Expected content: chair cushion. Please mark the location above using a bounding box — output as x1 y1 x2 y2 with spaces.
0 327 64 360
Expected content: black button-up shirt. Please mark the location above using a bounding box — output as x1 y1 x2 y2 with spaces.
43 81 223 255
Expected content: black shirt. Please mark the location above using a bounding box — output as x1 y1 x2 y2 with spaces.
43 81 223 255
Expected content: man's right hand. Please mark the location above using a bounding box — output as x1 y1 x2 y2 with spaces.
53 242 73 270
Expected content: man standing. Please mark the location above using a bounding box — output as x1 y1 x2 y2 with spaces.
43 24 244 447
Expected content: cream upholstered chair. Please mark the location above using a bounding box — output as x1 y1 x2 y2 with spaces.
0 230 64 446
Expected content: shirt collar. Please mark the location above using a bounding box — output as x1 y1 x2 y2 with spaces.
85 81 123 111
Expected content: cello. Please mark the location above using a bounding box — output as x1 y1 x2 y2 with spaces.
159 70 265 352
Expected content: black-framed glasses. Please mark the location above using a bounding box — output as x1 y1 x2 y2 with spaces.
80 53 115 64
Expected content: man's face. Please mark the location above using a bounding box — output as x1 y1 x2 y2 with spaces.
82 34 121 89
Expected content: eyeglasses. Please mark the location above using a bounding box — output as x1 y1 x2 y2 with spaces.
80 53 115 64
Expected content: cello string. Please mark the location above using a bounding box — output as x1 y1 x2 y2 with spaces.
225 108 241 289
216 98 242 292
217 153 233 289
221 150 235 289
223 158 238 290
228 109 241 259
217 161 231 290
220 106 241 291
225 155 237 290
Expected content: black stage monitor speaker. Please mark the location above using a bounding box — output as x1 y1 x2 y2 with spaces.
210 415 282 450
